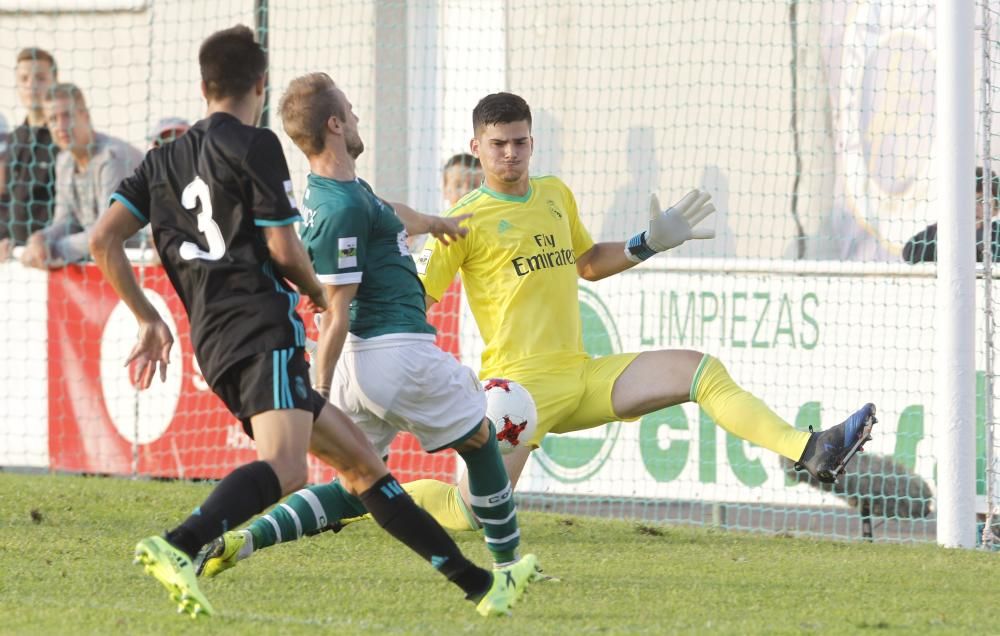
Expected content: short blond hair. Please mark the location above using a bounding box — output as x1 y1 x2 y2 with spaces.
278 72 344 156
44 82 87 111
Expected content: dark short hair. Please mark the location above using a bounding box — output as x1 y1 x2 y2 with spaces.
198 25 267 101
472 92 532 135
16 47 57 76
443 153 480 172
278 72 345 156
976 166 1000 200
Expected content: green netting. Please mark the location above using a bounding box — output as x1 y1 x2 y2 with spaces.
982 0 1000 550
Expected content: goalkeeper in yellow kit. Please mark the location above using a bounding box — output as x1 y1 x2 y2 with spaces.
200 92 876 573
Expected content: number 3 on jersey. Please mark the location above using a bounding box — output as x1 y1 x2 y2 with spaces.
179 175 226 261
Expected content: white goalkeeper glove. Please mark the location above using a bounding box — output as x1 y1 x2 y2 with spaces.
624 189 716 263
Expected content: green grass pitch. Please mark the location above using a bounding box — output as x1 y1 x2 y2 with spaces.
0 472 997 634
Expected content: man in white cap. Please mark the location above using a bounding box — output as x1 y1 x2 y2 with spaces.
147 117 190 150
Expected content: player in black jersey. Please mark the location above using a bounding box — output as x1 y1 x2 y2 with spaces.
90 25 504 619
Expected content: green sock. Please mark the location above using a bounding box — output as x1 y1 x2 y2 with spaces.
458 423 519 564
247 480 367 550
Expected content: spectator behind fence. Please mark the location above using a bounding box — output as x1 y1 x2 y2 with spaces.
442 152 482 209
408 152 483 252
147 116 190 150
20 83 142 269
0 48 60 261
902 167 1000 264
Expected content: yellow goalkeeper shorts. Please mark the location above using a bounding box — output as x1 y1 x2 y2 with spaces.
512 352 640 447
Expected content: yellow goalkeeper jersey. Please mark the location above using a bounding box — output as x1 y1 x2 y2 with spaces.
417 175 595 378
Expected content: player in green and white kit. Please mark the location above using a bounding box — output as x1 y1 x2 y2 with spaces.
199 73 542 617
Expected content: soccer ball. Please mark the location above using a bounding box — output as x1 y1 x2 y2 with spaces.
482 378 538 454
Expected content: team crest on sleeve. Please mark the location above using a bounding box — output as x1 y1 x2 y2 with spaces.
301 204 317 228
283 180 297 209
338 237 358 268
415 247 433 274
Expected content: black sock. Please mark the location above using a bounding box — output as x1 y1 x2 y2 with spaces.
360 473 492 599
165 460 282 558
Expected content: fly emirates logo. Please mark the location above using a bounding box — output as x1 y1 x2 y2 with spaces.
511 233 576 277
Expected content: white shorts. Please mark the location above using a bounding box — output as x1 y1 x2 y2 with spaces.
329 333 486 456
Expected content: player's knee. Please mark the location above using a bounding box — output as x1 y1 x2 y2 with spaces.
281 466 309 494
337 475 364 497
338 464 387 496
452 418 492 453
661 349 709 385
675 349 707 367
332 446 390 495
266 456 309 495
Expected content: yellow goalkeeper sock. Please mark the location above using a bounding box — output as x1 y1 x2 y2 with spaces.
402 479 480 532
691 355 810 461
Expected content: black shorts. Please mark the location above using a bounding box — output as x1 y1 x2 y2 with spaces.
212 346 326 438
